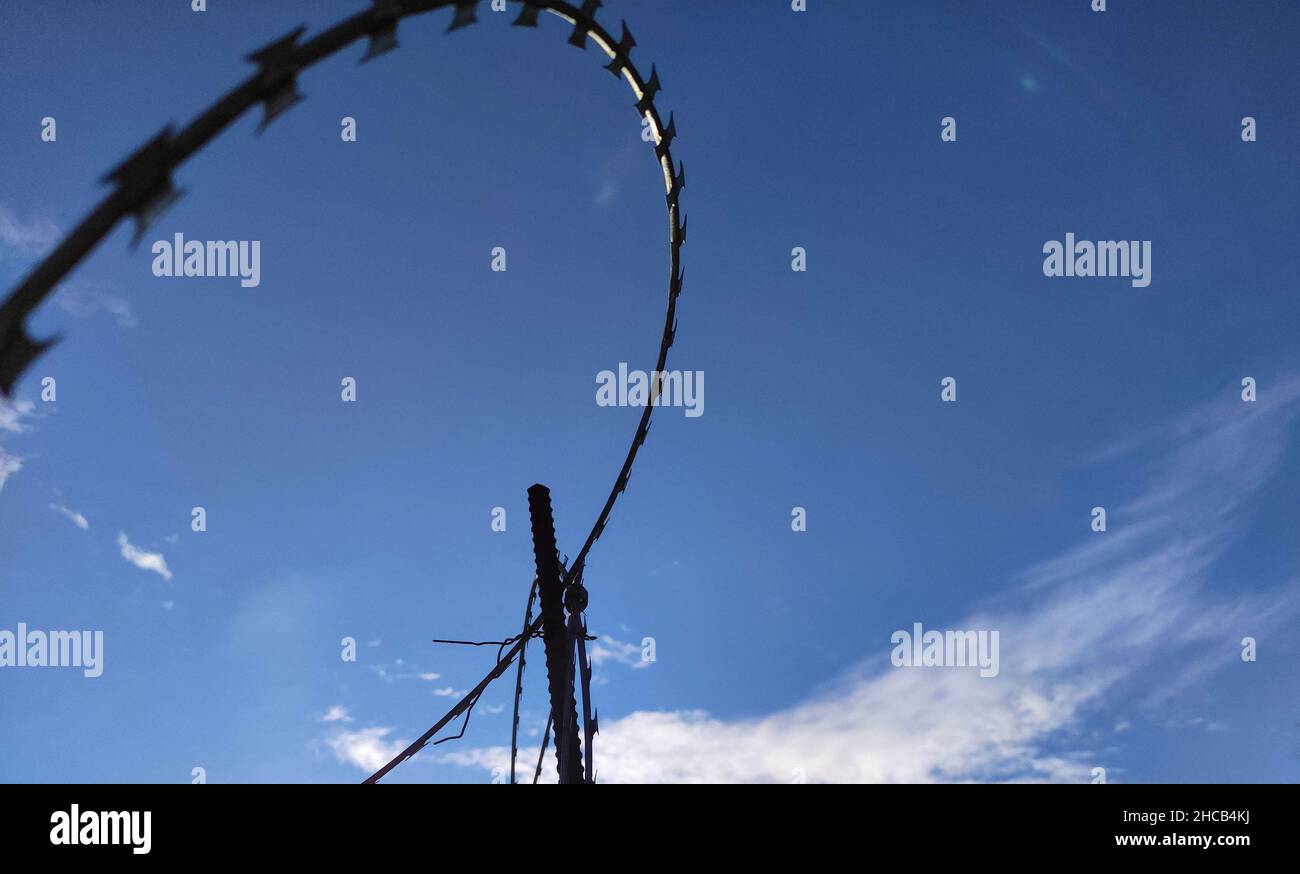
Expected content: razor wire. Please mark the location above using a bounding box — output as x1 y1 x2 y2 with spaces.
0 0 687 782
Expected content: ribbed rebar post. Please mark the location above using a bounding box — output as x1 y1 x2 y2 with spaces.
526 484 583 784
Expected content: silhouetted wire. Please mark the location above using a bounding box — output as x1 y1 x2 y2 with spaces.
415 569 598 779
576 618 597 782
432 686 482 746
361 617 541 784
431 633 538 648
533 715 554 785
432 634 529 673
510 577 540 784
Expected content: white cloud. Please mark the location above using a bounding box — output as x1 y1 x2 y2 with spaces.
324 727 407 773
594 178 619 207
117 532 173 581
55 282 137 329
590 633 651 670
432 687 465 698
0 449 22 494
437 378 1300 783
320 705 354 724
0 401 37 495
0 206 59 259
50 503 89 529
0 398 36 434
373 665 445 683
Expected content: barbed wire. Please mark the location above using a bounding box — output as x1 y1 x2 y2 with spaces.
0 0 686 783
509 577 540 784
533 713 554 783
363 613 541 783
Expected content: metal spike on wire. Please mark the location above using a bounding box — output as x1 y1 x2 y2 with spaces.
246 27 308 132
0 0 688 783
361 0 402 62
446 1 478 33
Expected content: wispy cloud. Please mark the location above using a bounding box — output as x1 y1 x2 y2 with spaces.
320 705 354 724
49 502 89 529
432 687 465 699
0 399 37 494
0 203 135 327
590 633 652 670
0 449 22 494
594 178 619 207
0 398 36 434
435 378 1300 783
0 206 59 260
324 726 407 773
55 281 137 329
117 532 173 582
370 664 442 684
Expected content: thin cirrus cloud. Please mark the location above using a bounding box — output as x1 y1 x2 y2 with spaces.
413 376 1300 783
54 281 138 329
0 450 22 494
117 532 173 582
589 633 652 670
369 665 442 683
1 204 136 329
0 398 37 434
0 205 59 260
50 503 89 530
0 400 38 494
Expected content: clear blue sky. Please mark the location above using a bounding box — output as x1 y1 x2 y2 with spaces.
1 0 1298 783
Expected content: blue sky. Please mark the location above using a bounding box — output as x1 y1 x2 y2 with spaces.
1 0 1298 783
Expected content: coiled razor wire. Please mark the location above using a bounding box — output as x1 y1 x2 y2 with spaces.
0 0 686 782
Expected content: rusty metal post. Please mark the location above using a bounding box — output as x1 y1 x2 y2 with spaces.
526 484 583 784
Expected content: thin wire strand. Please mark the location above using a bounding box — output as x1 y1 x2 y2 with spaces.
510 578 540 784
533 715 554 785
